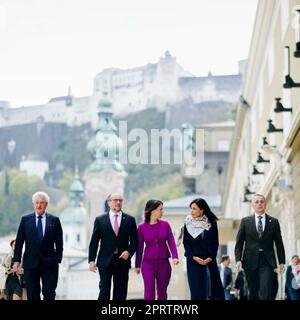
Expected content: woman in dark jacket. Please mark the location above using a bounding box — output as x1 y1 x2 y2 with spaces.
183 198 224 300
285 255 300 300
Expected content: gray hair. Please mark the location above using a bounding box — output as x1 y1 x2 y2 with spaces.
32 191 50 204
107 193 124 201
252 194 266 202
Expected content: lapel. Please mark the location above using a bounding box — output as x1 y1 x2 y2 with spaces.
262 213 271 238
250 215 259 239
105 214 115 237
106 211 127 237
118 212 127 236
43 213 50 241
29 213 39 241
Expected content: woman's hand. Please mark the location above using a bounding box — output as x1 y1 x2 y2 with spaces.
135 268 141 274
193 256 205 265
193 256 212 265
203 257 212 265
173 259 179 265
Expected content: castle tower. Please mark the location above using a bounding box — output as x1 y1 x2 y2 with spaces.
85 92 126 237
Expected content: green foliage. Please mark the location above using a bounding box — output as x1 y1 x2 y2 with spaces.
125 173 184 222
50 126 91 172
116 107 165 132
116 107 182 199
57 171 74 194
0 168 46 236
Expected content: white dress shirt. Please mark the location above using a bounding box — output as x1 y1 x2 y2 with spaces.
254 213 266 232
35 212 46 236
109 210 122 230
220 263 225 286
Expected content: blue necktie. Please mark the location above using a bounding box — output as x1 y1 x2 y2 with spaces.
37 215 43 241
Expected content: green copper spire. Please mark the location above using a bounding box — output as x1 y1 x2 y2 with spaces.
60 168 86 225
87 92 126 174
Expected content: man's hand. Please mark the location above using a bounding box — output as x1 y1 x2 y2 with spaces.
279 264 285 274
119 251 130 260
236 261 242 271
89 261 97 273
12 262 20 273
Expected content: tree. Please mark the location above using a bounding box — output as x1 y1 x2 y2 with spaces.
0 169 46 236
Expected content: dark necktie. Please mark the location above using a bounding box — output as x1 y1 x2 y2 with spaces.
257 216 263 239
37 215 43 241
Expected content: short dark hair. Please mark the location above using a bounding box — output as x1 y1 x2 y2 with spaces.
189 198 219 222
221 255 230 262
144 200 163 223
291 254 299 260
252 194 266 201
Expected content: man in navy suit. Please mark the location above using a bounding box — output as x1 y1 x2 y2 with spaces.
235 194 285 300
13 192 63 300
89 193 138 300
218 255 233 300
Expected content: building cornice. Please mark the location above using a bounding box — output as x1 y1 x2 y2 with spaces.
285 108 300 158
243 0 278 101
221 103 248 212
259 165 279 199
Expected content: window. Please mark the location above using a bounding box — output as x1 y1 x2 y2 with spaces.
218 139 230 151
77 234 80 242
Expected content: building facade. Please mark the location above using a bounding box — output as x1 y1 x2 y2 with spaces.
222 0 300 297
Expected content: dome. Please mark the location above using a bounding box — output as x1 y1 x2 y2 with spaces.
60 206 86 225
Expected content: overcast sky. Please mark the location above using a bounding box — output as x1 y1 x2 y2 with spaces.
0 0 258 107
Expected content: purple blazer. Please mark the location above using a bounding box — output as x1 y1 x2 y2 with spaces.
135 219 178 268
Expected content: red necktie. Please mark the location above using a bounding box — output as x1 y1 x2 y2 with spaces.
114 214 119 236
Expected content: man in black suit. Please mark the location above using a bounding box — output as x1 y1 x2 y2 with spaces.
88 193 138 300
13 191 63 300
235 194 285 300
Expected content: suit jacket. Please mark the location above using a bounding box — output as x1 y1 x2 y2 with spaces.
218 265 233 289
135 220 178 268
183 220 219 260
14 213 63 269
235 214 285 270
183 220 225 300
88 212 138 268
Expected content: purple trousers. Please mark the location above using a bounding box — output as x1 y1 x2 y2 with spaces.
141 259 171 300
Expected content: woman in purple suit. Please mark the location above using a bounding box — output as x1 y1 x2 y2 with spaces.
135 200 179 300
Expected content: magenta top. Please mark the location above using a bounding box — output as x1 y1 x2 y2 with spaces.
135 219 178 268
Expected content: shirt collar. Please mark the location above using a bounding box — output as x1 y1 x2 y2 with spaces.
35 212 46 218
255 212 265 219
109 210 122 217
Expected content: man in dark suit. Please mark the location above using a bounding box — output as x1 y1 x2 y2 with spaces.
235 194 285 300
218 255 233 300
13 191 63 300
88 193 138 300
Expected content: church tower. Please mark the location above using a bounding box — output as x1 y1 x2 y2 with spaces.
60 169 87 250
84 92 126 237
